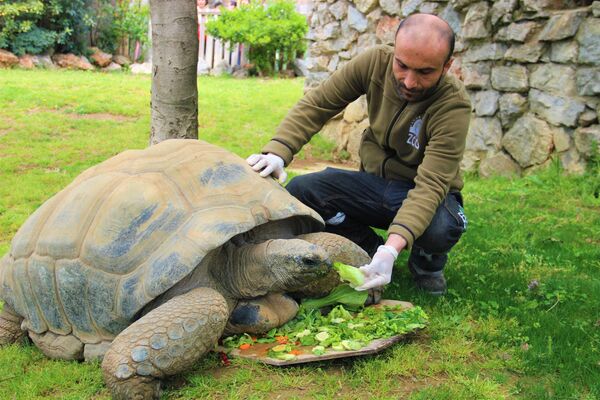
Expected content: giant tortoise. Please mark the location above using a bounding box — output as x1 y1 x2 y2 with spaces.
0 139 370 399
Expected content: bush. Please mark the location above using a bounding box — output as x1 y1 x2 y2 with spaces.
0 0 45 54
93 0 149 59
206 0 308 75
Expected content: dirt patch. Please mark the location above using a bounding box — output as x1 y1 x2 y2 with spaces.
27 107 136 122
288 156 357 174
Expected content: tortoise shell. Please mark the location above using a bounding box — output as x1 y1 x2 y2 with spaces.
0 139 323 343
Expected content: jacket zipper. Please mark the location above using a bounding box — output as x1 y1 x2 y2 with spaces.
381 103 406 178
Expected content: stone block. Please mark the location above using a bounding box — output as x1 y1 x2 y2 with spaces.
0 49 19 68
316 22 341 41
321 116 344 146
529 89 586 127
495 22 538 42
505 42 545 63
346 119 371 161
491 65 529 92
354 0 379 14
502 114 554 167
31 55 55 69
449 0 478 11
552 126 572 152
560 147 586 175
530 63 577 96
499 93 528 128
594 1 600 17
464 43 507 62
466 117 503 152
52 53 94 70
419 2 439 14
576 68 600 96
402 0 425 17
348 6 368 33
461 62 491 89
491 0 518 25
90 47 112 67
577 18 600 65
461 2 489 40
479 152 521 178
550 40 578 63
380 0 401 15
579 109 598 127
329 1 348 20
439 4 463 35
344 96 368 122
539 10 586 41
327 55 340 73
18 55 35 69
574 125 600 157
376 16 400 45
473 90 500 116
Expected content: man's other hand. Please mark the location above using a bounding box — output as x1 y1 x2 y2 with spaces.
355 245 399 291
246 153 287 184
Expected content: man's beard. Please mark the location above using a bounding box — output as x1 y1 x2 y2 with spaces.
393 73 445 102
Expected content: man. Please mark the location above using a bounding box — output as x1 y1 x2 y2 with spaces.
246 13 470 295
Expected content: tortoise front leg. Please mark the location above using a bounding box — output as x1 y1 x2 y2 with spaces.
226 293 299 335
0 305 26 346
102 287 228 400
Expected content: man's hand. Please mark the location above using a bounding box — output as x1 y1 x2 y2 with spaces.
246 153 287 184
355 245 399 291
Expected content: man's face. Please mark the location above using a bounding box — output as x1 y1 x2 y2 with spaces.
392 31 453 102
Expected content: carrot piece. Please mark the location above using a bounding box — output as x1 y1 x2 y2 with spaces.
275 336 288 344
290 349 302 356
239 343 252 350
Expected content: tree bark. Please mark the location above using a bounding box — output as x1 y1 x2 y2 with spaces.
149 0 199 145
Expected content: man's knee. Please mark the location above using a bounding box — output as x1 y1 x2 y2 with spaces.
415 200 465 254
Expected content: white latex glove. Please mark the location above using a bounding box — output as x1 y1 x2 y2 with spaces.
246 153 287 184
355 245 398 291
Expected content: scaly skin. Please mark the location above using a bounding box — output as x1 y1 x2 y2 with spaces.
0 305 26 346
102 287 228 400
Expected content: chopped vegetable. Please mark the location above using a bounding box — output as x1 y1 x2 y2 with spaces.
271 344 288 352
333 262 365 287
315 331 330 342
312 345 326 356
300 284 368 311
238 343 251 350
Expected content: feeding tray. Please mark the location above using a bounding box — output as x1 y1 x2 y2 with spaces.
220 299 418 366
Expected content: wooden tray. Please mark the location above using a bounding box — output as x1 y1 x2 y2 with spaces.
220 300 417 366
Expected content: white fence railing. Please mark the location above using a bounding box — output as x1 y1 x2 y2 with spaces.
198 9 247 70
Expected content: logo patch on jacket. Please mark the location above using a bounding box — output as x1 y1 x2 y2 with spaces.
407 117 422 150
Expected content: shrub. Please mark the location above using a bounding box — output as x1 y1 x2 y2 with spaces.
0 0 45 54
93 0 149 59
206 0 308 75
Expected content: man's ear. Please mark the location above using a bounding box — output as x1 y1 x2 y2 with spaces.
442 57 453 75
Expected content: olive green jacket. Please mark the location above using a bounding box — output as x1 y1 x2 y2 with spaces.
262 45 471 248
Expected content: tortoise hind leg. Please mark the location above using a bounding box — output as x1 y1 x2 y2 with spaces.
102 287 228 400
0 305 26 346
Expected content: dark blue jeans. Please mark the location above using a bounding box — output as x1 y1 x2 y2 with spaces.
286 168 467 275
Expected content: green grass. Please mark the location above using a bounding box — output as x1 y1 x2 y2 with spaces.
0 69 599 399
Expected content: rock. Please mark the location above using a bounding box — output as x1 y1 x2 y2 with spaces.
346 119 370 161
490 0 518 25
0 49 19 68
212 59 232 76
354 0 378 14
376 16 400 45
356 33 378 53
466 117 503 151
502 114 554 167
473 90 500 116
499 93 528 128
463 43 507 62
232 68 249 79
308 56 330 72
316 22 341 41
461 150 482 172
576 68 600 96
479 152 521 178
439 4 463 35
366 8 382 27
495 22 538 42
550 40 578 63
594 1 600 17
559 147 586 174
530 63 577 96
529 89 586 127
461 2 490 40
18 54 35 69
552 126 572 152
521 0 562 14
327 54 340 72
380 0 401 16
577 18 600 65
505 42 545 63
329 1 348 20
32 54 55 69
579 109 598 127
344 96 368 122
51 53 94 70
461 62 491 89
130 62 153 74
574 125 600 157
89 47 112 67
419 2 439 14
348 6 368 33
305 72 330 89
294 58 309 77
491 65 529 92
539 10 586 41
321 116 344 146
402 0 425 17
112 55 131 66
102 62 122 72
449 0 478 11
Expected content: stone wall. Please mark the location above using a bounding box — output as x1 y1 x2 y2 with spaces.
303 0 600 176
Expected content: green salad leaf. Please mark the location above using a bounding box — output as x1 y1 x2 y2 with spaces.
332 261 365 287
300 284 368 311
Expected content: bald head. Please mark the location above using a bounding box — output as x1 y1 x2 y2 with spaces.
395 14 455 63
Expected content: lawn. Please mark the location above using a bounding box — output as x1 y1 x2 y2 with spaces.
0 69 599 399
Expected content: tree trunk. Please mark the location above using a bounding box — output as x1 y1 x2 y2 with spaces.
149 0 199 145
